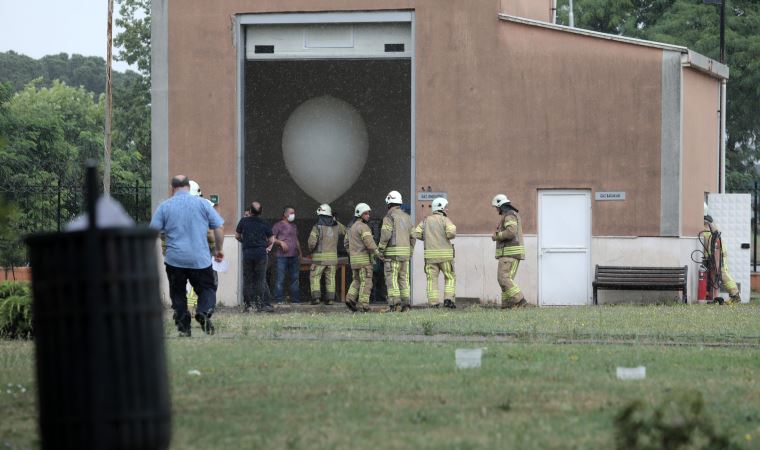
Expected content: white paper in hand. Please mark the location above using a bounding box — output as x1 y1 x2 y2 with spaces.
211 256 229 273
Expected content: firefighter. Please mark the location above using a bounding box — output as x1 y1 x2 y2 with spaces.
491 194 527 308
412 197 456 308
378 191 415 312
345 203 382 312
307 204 346 305
701 213 741 304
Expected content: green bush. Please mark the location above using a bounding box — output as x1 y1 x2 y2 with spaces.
0 281 33 339
614 390 739 450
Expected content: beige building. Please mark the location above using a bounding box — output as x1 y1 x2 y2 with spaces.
152 0 728 305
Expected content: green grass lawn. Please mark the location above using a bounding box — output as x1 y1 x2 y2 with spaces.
2 305 760 449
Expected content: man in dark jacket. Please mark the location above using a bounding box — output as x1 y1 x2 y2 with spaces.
236 201 275 312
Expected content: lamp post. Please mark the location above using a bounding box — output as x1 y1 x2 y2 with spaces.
703 0 726 63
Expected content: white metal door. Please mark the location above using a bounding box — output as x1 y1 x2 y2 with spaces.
539 190 591 305
707 193 751 303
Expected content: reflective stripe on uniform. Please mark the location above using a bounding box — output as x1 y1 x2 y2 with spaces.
387 260 401 297
350 254 371 265
310 265 326 295
425 263 439 300
442 261 456 296
400 261 411 299
384 246 411 256
312 251 338 262
496 246 525 257
424 249 454 259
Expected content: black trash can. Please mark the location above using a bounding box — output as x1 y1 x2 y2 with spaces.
25 226 171 449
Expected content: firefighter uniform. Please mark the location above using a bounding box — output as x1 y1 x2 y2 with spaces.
492 197 526 307
307 205 346 305
412 199 456 307
701 219 741 303
345 204 381 311
378 197 415 311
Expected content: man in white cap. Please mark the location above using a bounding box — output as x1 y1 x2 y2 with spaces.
491 194 527 308
345 203 382 312
378 191 415 311
307 203 346 305
411 197 457 308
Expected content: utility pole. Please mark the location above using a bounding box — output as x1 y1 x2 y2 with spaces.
568 0 575 27
104 0 114 195
703 0 726 63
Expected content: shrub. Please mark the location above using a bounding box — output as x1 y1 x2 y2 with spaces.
614 390 739 450
0 281 33 339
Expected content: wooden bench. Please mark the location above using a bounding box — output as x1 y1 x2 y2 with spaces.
592 265 688 305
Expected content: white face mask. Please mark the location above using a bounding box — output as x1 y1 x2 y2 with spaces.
287 213 295 222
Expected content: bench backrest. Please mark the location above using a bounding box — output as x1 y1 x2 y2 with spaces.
594 266 687 286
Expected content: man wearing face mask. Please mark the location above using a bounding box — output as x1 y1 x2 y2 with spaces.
272 205 302 304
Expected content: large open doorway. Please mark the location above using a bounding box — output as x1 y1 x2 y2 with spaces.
239 14 414 303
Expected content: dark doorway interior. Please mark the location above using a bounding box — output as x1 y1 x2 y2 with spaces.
244 59 411 302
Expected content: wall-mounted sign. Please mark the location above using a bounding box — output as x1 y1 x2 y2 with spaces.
417 192 447 201
595 191 626 201
210 194 220 205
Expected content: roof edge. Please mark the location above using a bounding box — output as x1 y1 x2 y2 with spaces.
498 14 728 80
682 50 729 80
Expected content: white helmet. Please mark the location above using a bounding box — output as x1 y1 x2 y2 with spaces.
354 203 371 217
385 190 403 205
316 204 332 216
189 180 202 197
492 194 510 208
431 197 448 212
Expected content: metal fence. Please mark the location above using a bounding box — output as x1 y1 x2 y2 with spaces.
1 182 152 234
0 182 150 269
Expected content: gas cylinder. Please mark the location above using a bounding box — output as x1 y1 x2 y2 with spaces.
697 265 707 300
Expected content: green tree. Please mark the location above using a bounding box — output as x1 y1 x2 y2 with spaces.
114 0 151 77
557 0 760 191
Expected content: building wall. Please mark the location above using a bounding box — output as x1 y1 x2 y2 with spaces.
682 67 720 237
409 235 699 305
500 0 553 22
164 0 666 237
158 0 720 306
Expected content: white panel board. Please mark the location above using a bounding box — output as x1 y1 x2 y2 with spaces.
707 193 751 303
247 23 412 59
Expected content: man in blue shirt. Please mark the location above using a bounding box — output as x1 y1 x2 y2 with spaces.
150 175 225 336
236 201 274 313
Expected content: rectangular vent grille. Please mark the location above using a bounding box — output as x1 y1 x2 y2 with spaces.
384 43 405 52
254 45 275 54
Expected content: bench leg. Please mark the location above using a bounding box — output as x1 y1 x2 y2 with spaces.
593 287 598 305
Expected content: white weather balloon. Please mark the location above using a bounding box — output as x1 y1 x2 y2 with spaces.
282 95 369 204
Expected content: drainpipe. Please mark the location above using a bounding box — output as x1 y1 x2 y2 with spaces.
719 79 727 193
551 0 557 23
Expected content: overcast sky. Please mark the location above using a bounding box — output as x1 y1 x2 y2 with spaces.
0 0 136 72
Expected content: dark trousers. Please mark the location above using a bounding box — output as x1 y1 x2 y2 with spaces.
165 264 217 330
243 257 271 309
274 256 300 303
